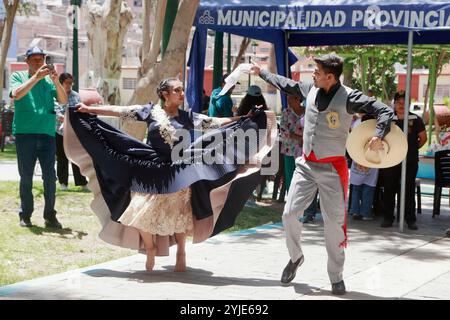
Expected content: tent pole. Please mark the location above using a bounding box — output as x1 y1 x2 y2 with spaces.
399 31 414 232
213 31 224 90
285 31 289 77
227 33 231 74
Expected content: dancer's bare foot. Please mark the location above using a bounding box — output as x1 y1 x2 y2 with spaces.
174 252 186 272
145 248 157 271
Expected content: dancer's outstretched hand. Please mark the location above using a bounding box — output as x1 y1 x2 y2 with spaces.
249 63 262 76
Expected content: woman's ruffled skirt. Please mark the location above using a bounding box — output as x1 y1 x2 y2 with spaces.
64 109 277 256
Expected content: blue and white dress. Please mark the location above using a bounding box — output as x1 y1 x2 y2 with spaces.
64 103 277 255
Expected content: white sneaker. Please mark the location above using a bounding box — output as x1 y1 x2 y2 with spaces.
60 184 68 191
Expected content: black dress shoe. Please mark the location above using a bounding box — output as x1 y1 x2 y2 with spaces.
331 280 346 295
407 223 418 230
45 218 62 229
281 255 304 284
19 217 32 227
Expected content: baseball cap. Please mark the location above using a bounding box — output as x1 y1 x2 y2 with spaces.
222 73 240 85
25 46 46 58
247 85 262 97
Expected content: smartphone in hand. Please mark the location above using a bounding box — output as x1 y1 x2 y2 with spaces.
44 64 55 71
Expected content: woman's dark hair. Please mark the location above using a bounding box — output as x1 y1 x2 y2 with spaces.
156 77 179 102
237 94 268 116
59 72 73 84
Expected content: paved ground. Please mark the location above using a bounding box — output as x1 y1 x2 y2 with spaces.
0 191 449 300
1 159 449 300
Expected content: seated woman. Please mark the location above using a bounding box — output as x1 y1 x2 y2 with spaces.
65 77 277 272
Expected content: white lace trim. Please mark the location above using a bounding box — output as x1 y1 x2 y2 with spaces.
202 117 222 130
150 104 178 148
118 105 142 122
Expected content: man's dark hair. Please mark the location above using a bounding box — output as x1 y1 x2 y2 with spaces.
394 90 406 102
314 53 344 81
59 72 73 84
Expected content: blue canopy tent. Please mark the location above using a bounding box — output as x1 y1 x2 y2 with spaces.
186 0 450 231
187 0 450 111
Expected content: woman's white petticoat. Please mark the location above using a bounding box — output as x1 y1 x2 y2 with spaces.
118 187 193 235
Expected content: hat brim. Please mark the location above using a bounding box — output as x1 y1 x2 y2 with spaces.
26 53 46 58
346 119 408 168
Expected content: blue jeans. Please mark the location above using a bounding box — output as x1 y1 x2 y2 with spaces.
349 184 375 217
15 134 57 219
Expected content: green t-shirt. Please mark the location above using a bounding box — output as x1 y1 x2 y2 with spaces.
10 71 57 136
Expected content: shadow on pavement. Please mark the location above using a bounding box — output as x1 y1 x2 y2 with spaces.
83 267 319 295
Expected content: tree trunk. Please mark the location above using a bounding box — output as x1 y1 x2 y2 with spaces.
0 0 20 103
367 56 374 88
128 0 199 105
232 37 250 71
86 0 133 105
380 66 390 104
423 50 446 121
141 0 152 58
342 58 353 87
423 75 430 115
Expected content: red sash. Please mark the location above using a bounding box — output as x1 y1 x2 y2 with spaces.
304 151 348 248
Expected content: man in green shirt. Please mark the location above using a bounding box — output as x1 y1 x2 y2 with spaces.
10 46 67 228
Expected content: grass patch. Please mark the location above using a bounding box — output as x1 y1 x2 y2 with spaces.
225 200 282 233
0 181 134 286
0 182 281 286
0 143 16 161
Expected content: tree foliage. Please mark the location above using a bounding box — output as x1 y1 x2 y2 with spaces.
294 45 445 104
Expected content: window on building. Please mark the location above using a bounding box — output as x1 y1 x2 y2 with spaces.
123 78 137 90
133 0 142 7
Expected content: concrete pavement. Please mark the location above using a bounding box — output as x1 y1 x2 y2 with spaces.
0 160 75 183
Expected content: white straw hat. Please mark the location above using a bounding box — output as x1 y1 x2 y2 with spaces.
346 119 408 168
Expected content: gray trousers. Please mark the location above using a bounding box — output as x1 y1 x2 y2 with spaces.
283 157 346 284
